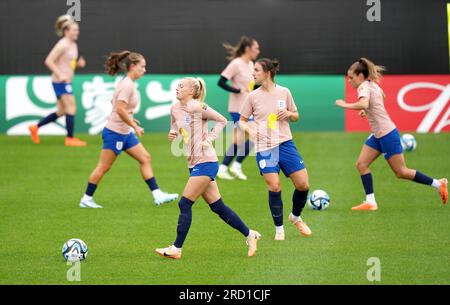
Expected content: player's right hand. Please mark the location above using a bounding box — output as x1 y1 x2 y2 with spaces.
168 130 178 141
359 110 367 118
134 126 144 137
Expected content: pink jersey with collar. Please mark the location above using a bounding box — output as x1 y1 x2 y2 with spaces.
358 80 396 138
105 76 140 135
240 85 297 153
51 37 78 82
221 57 254 112
170 100 227 168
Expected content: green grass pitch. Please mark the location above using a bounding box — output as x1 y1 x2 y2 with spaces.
0 132 449 284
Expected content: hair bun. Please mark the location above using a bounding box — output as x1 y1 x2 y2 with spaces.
271 59 280 71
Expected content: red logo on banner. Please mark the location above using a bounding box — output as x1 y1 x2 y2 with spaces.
345 75 450 133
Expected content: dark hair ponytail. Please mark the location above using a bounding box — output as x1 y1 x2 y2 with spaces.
256 58 280 80
350 57 385 82
104 51 144 75
222 36 257 61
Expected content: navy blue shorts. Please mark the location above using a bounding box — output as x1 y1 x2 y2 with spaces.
189 162 219 181
365 128 403 160
52 82 73 99
256 140 306 177
102 127 140 155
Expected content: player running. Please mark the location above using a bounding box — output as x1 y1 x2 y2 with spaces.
239 58 312 241
29 15 87 146
335 57 448 210
155 77 261 259
79 51 178 208
217 36 260 180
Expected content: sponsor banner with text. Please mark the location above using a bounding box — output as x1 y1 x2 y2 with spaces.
0 74 344 134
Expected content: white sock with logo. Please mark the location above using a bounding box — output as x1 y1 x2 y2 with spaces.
431 179 441 190
366 193 376 204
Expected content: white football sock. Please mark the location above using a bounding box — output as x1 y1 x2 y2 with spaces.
366 193 376 204
152 189 163 197
275 226 284 234
431 179 441 190
231 161 242 170
82 194 92 201
219 164 228 173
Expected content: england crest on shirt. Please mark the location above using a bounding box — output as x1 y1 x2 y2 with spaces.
184 115 192 125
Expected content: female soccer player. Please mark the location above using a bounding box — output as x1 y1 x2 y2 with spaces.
155 77 261 259
335 57 448 210
29 15 87 146
239 58 312 241
79 51 178 208
217 36 260 181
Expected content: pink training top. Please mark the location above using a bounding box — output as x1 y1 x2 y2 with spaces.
358 80 396 138
221 57 255 113
51 37 78 83
105 76 140 135
170 99 227 168
240 85 298 153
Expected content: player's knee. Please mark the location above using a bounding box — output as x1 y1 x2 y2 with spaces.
141 153 151 165
267 182 281 192
355 160 368 172
394 168 409 179
296 181 309 191
98 163 111 174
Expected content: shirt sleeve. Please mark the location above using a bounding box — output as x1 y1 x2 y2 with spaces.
200 103 227 143
116 84 133 104
239 94 253 119
170 106 177 132
358 83 371 100
221 60 238 81
286 89 298 112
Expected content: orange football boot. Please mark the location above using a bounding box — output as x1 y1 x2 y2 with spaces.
65 137 87 147
28 124 40 144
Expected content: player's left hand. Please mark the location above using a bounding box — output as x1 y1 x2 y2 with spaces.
277 109 291 121
335 99 346 108
77 56 86 68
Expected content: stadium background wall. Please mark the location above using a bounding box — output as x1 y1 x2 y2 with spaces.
0 0 448 75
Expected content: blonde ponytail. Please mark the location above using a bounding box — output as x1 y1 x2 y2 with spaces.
194 78 206 102
185 77 207 102
55 15 74 37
